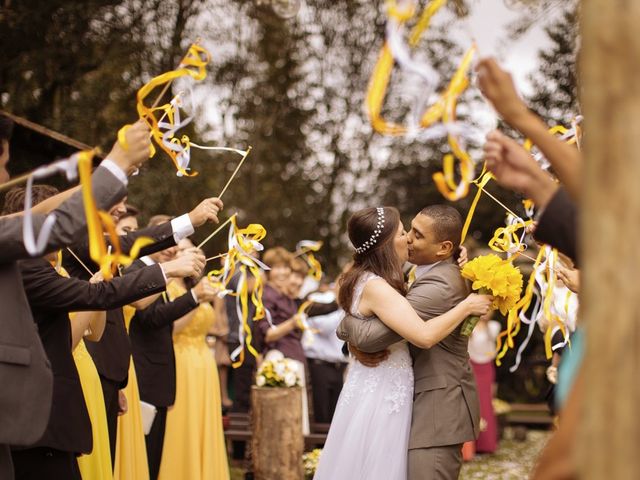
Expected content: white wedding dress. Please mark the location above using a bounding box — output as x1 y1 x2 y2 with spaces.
314 272 414 480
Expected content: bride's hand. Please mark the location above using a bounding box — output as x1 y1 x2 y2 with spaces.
463 293 493 317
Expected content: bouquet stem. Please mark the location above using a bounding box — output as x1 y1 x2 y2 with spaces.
461 316 480 337
461 288 490 337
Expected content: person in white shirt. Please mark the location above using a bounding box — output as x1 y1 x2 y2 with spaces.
303 282 348 424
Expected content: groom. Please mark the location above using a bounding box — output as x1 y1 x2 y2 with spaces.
337 204 480 480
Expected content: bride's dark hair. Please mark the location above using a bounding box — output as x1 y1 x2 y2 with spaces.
338 206 407 314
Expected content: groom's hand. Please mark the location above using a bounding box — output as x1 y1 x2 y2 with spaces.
348 344 389 368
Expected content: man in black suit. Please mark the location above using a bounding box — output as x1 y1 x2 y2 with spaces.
0 119 151 480
128 217 221 479
15 248 204 479
62 196 223 464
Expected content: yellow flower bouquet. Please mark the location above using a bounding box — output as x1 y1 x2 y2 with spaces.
460 254 523 336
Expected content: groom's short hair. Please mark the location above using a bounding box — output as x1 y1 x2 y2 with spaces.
419 205 462 250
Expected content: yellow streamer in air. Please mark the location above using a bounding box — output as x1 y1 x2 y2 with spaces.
488 219 534 256
495 247 545 366
118 43 212 176
295 240 324 281
78 151 153 280
367 0 478 200
207 217 269 368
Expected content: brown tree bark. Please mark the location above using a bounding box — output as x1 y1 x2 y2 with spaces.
251 386 304 480
577 1 640 478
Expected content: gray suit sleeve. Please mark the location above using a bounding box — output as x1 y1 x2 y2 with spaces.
336 314 403 353
0 165 126 261
336 274 461 353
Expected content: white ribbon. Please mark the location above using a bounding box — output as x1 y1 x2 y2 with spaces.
22 153 80 256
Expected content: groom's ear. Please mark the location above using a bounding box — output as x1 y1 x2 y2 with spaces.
438 240 454 258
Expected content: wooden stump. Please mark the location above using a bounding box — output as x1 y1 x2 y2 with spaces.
251 386 304 480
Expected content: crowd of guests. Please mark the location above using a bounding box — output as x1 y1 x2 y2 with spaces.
0 54 584 480
0 113 351 480
0 118 232 480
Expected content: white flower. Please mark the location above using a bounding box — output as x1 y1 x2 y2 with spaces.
256 375 266 387
284 372 297 387
274 362 286 377
265 349 284 362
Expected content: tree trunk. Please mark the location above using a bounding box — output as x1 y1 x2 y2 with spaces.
578 1 640 478
251 386 304 480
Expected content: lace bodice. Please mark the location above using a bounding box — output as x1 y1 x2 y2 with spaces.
339 272 414 415
351 271 380 320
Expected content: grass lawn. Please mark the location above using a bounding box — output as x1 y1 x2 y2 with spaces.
461 429 551 479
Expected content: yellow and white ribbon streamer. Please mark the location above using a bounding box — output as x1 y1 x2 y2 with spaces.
207 216 270 367
77 152 153 280
22 152 86 255
295 240 324 281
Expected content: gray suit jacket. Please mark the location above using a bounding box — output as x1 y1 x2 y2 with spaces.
0 165 126 446
336 258 480 449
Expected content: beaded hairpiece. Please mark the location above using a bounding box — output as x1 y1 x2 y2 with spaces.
355 207 385 254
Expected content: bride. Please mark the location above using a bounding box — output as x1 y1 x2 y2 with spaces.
313 206 491 480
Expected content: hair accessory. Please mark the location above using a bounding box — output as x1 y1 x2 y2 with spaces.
355 207 385 254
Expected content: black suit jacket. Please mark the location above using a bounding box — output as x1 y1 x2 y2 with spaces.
535 187 579 265
0 166 125 447
128 259 199 407
18 257 166 453
62 223 176 385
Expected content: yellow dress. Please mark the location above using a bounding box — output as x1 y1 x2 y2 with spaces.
114 305 150 480
158 281 230 480
73 338 114 480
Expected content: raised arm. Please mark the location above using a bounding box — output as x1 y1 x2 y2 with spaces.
20 258 167 312
476 57 581 200
359 279 491 349
0 121 151 261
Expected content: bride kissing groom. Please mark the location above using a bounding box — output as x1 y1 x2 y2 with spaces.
313 205 492 480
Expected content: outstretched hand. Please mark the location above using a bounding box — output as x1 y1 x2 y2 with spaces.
189 197 224 228
107 120 152 175
476 57 529 127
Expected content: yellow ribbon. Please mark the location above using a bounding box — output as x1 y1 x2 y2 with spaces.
295 300 321 334
366 1 474 137
295 240 324 281
460 171 492 244
432 45 477 201
118 43 212 176
495 247 545 366
207 217 269 367
541 249 568 359
488 219 534 255
78 151 154 280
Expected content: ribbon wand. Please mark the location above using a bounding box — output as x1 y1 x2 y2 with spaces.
197 213 237 249
217 146 252 199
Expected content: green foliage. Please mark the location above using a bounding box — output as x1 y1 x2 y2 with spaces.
1 0 572 277
527 5 579 125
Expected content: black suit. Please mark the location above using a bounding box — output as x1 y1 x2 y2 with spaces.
535 187 579 265
12 257 166 480
127 258 199 479
0 166 125 480
62 222 176 461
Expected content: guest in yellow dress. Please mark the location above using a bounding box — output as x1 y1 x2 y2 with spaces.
52 257 112 480
113 305 151 480
158 239 230 480
74 337 114 480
